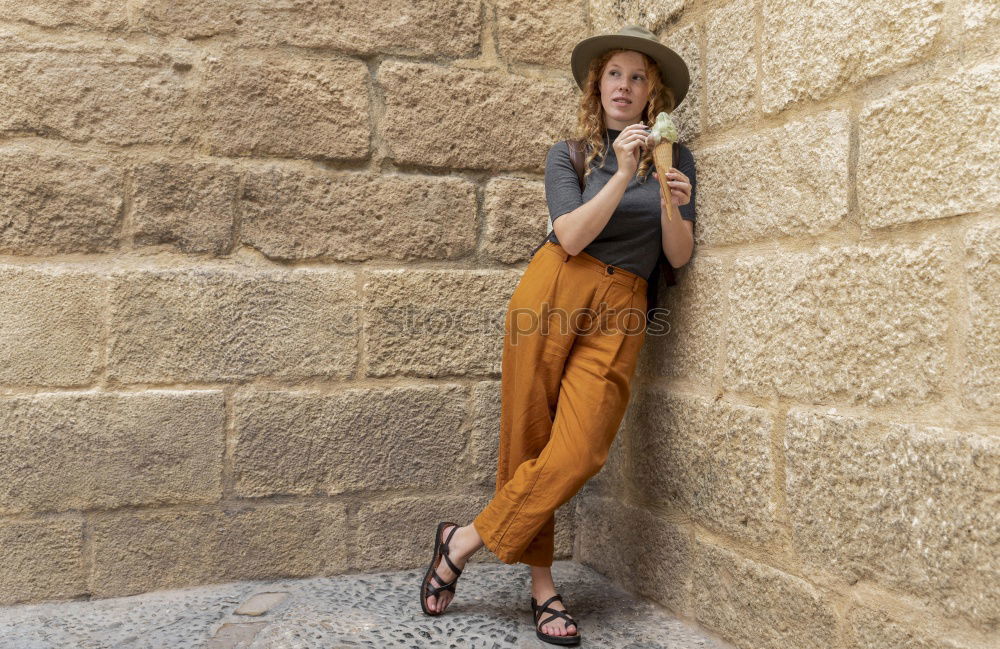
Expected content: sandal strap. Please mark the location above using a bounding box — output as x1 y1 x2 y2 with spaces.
429 569 455 589
425 573 457 596
422 523 463 600
534 593 578 630
537 593 563 612
539 611 577 630
440 549 462 577
538 607 577 625
439 524 464 577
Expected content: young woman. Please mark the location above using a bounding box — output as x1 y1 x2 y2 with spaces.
419 25 695 646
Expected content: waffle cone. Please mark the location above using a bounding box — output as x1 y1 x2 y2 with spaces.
653 141 674 221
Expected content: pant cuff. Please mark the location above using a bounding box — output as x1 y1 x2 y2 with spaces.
472 513 522 565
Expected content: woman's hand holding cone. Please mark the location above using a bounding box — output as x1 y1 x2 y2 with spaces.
652 168 692 213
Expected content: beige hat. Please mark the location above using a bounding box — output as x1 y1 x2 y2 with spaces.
570 24 691 109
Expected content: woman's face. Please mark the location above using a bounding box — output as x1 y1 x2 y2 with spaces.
598 50 651 130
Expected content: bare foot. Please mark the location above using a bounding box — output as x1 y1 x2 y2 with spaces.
531 586 579 637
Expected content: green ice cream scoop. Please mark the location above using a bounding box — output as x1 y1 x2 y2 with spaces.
649 111 678 145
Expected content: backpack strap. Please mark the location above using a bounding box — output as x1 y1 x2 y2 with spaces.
531 139 587 257
566 138 586 189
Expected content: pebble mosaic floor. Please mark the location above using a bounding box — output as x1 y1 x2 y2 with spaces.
0 560 734 648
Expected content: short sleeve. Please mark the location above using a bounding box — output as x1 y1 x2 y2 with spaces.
676 143 696 223
544 140 584 223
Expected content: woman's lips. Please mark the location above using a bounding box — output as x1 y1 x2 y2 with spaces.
613 99 631 106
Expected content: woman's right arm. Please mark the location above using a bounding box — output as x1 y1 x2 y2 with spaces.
543 125 647 256
551 171 629 256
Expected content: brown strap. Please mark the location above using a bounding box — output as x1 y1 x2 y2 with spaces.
531 138 586 257
566 138 586 191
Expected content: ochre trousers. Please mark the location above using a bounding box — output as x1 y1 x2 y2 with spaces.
472 241 648 566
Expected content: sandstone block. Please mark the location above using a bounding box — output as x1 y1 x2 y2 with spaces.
846 605 975 649
233 385 469 497
132 159 240 256
482 177 548 265
379 61 576 172
133 0 481 57
494 0 587 66
785 409 1000 626
589 0 688 35
241 166 477 261
90 503 348 598
0 265 104 386
196 54 369 160
627 387 777 546
576 496 692 613
0 144 123 255
705 0 756 129
109 267 357 383
352 494 493 571
761 0 943 113
467 380 501 488
692 541 838 648
0 518 85 605
666 24 702 142
0 390 224 514
696 110 850 246
0 0 125 30
964 1 1000 33
637 254 725 381
724 238 949 406
859 62 1000 228
963 221 999 411
0 33 194 146
364 269 519 377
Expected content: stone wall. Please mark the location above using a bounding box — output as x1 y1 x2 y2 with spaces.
1 2 997 647
578 1 999 648
0 0 593 603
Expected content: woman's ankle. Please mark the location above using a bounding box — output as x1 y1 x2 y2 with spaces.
455 524 484 557
530 567 555 591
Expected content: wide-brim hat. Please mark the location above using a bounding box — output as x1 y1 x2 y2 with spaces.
571 24 691 110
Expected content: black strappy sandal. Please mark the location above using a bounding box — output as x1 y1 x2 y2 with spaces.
419 521 464 616
531 593 581 645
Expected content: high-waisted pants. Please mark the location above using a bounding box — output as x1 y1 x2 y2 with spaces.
472 240 648 566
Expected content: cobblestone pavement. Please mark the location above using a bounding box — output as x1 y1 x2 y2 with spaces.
0 560 734 648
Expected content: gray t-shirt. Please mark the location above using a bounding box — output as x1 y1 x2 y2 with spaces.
543 127 696 280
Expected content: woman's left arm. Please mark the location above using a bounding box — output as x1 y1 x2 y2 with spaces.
652 145 696 268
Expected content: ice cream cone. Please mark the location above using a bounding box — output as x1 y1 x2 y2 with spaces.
653 141 674 221
649 111 679 222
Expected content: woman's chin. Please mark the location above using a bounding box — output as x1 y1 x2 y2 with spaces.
608 108 641 122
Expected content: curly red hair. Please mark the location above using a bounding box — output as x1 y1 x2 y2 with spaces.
573 48 678 184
